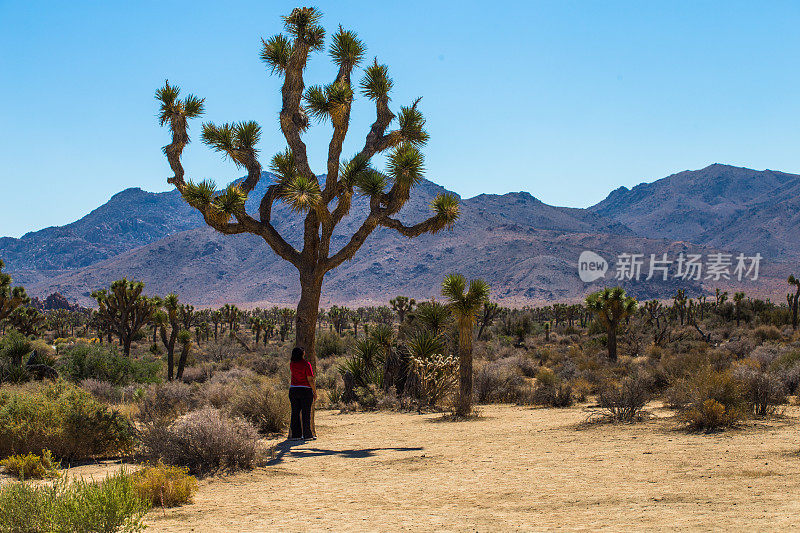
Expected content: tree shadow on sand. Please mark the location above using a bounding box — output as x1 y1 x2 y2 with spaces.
267 441 423 465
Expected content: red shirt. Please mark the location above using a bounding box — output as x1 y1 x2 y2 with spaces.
290 360 314 387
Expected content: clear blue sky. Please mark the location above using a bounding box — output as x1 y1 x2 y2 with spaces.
2 0 799 238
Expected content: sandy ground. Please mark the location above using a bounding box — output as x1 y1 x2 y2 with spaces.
138 403 800 532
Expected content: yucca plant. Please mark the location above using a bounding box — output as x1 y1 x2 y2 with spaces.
441 274 490 417
585 287 637 361
155 7 459 369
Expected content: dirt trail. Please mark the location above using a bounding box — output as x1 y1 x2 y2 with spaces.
143 403 800 532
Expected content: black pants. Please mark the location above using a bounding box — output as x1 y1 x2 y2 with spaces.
289 387 314 439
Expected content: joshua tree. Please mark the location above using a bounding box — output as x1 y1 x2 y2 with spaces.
155 7 459 366
221 304 240 339
476 302 499 341
176 329 193 380
733 291 746 326
442 273 490 417
672 289 687 325
155 293 183 380
250 317 265 344
585 287 637 362
0 259 28 323
390 296 416 324
92 279 159 357
788 275 799 330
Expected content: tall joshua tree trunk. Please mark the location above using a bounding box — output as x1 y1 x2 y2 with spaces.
155 8 459 371
296 272 323 365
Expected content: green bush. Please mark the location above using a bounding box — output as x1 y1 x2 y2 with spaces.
317 331 346 358
0 381 136 460
58 344 161 386
0 470 149 533
0 450 59 479
0 330 32 367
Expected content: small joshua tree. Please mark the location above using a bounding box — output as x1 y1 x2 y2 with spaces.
0 259 28 324
442 273 490 417
92 279 159 356
155 7 459 366
585 287 637 362
788 275 799 330
390 296 416 324
733 291 746 326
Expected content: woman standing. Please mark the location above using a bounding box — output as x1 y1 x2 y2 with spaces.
288 346 316 440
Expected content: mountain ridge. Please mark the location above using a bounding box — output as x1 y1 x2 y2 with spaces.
2 164 796 306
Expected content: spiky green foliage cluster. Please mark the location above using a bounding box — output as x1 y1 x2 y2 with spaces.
387 144 425 191
360 59 393 100
201 121 261 166
283 7 325 50
260 34 293 74
155 81 204 126
431 192 460 230
304 81 354 123
398 99 429 146
329 26 365 69
585 287 637 328
269 149 322 212
442 274 491 321
277 175 321 212
213 185 248 216
182 180 216 209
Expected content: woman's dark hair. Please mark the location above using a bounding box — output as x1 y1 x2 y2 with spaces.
291 347 305 362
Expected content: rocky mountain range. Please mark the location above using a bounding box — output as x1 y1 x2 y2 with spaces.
1 164 796 307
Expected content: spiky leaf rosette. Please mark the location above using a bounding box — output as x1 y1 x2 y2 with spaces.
441 274 490 319
431 192 460 230
283 7 325 50
261 34 293 74
269 148 296 181
304 82 354 123
202 121 261 166
182 180 217 209
277 175 322 212
387 143 424 191
339 154 370 186
398 98 429 146
210 184 247 222
355 169 387 197
360 59 393 100
330 27 365 69
156 81 205 125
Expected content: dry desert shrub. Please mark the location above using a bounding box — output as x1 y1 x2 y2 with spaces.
139 407 262 476
133 462 197 507
531 368 574 408
473 359 527 404
226 377 289 434
596 374 649 422
671 367 746 431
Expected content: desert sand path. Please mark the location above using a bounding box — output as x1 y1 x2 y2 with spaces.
147 404 800 532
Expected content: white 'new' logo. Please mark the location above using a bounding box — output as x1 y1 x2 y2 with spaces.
578 251 608 282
